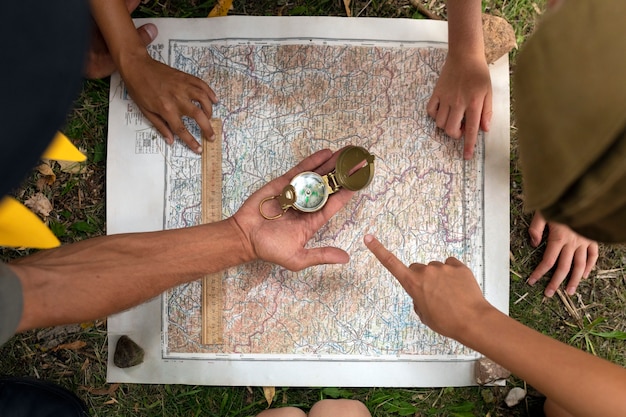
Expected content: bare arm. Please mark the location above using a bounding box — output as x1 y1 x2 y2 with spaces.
365 234 626 417
11 219 250 331
89 0 218 153
10 149 352 332
426 0 492 159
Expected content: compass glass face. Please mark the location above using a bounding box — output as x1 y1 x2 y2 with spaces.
290 171 328 212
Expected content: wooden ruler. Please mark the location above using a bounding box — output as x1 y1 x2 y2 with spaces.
201 119 224 345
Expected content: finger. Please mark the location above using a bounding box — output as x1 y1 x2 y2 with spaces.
583 243 599 278
545 246 575 297
444 257 465 267
294 247 350 271
169 118 202 154
189 77 219 105
435 104 450 131
136 23 158 47
314 147 345 175
462 103 481 160
565 246 588 295
364 234 412 289
142 110 174 145
527 240 561 286
427 260 444 267
444 107 464 140
528 212 547 247
192 87 218 120
282 150 334 182
426 95 440 120
125 0 141 13
480 88 493 132
185 103 215 141
408 262 427 272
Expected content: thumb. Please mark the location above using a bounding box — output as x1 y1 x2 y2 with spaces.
528 211 547 247
480 89 493 132
137 23 158 47
296 247 349 271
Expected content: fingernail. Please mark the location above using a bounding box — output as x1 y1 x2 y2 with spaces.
144 24 158 41
527 278 536 286
364 234 374 244
196 145 203 154
566 287 575 295
545 289 555 297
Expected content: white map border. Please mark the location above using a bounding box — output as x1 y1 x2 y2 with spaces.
106 16 510 387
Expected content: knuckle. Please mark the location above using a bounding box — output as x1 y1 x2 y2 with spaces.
174 124 188 135
445 127 460 139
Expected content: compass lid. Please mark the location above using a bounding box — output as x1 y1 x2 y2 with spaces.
334 146 375 191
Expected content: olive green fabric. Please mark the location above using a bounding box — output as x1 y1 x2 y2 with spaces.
514 0 626 243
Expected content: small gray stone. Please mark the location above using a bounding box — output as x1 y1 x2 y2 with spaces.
113 335 144 368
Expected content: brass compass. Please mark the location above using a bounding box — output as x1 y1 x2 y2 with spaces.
259 146 375 220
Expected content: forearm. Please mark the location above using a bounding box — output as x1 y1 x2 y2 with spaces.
461 308 626 417
446 0 485 58
89 0 148 69
10 218 253 331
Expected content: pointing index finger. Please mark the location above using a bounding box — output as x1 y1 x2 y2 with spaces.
364 234 413 287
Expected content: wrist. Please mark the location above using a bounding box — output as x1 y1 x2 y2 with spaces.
445 46 487 65
116 46 152 76
226 216 257 265
453 302 500 348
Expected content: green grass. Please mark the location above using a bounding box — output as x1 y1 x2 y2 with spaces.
2 1 626 416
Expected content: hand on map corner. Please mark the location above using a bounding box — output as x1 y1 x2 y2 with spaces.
85 0 155 79
426 52 492 160
231 149 354 272
526 212 599 298
363 234 492 340
120 55 218 154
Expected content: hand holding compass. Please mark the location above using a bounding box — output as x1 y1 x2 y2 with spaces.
231 149 364 271
259 146 375 220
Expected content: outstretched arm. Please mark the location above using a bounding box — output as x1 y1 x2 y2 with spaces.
10 150 352 331
426 0 492 160
89 0 218 153
365 234 626 417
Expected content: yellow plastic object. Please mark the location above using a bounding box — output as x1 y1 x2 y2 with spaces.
42 132 86 162
208 0 232 17
0 196 60 249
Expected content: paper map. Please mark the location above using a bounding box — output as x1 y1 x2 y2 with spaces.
106 16 510 387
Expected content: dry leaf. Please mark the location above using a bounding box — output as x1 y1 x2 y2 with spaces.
24 192 53 217
208 0 233 17
80 383 120 396
103 398 119 405
263 386 276 407
57 159 84 174
53 340 87 351
36 163 56 185
343 0 352 17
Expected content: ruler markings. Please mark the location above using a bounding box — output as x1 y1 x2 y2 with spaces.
201 119 224 345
